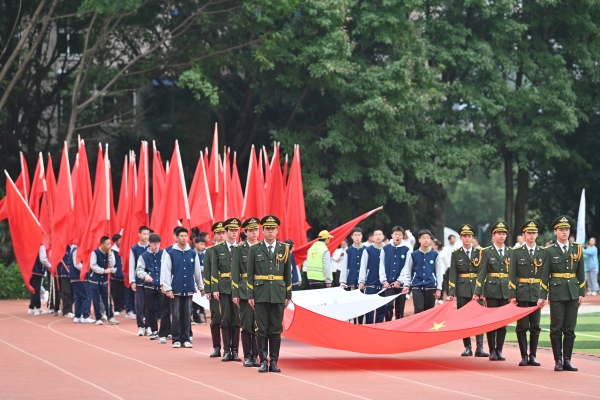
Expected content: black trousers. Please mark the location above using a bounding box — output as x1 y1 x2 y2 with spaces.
219 293 240 329
159 295 171 338
384 287 406 321
240 299 255 335
411 288 436 314
171 295 192 343
254 302 285 338
516 301 541 335
442 270 450 297
485 297 509 342
549 299 579 341
332 271 341 287
29 275 43 309
47 275 60 311
209 298 221 326
144 287 165 333
110 279 126 312
59 277 73 314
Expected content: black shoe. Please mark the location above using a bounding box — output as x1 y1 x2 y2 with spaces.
489 350 499 361
563 359 578 371
258 361 269 373
496 350 506 361
209 346 221 358
251 355 261 367
474 346 489 357
486 331 496 361
461 347 473 357
517 332 528 366
243 355 254 367
258 337 269 373
269 360 281 373
550 336 563 371
221 351 232 362
231 349 241 362
519 356 528 366
221 329 231 361
554 359 564 371
528 355 540 366
495 329 506 361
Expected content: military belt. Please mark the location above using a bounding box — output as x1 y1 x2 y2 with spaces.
459 273 477 278
240 273 248 278
255 275 284 281
551 273 576 279
219 272 231 278
518 278 541 284
488 273 509 278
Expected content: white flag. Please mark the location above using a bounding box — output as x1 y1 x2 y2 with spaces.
576 189 586 244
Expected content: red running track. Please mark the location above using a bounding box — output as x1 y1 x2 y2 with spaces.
0 299 599 400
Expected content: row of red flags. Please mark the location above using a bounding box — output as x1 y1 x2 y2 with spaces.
2 125 382 293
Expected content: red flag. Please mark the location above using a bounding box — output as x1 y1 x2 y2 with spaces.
230 152 244 219
73 141 93 244
134 142 149 229
189 151 213 228
77 146 110 279
150 141 166 227
116 155 128 231
46 154 57 207
242 145 265 219
108 158 118 236
49 142 74 273
0 153 31 221
213 149 226 221
207 124 219 205
266 145 286 238
29 153 45 218
262 146 271 197
283 153 289 190
41 153 57 251
153 141 191 244
120 155 137 287
92 143 103 195
292 206 382 266
5 172 44 293
285 145 309 248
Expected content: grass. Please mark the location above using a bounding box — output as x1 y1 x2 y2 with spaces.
505 313 600 355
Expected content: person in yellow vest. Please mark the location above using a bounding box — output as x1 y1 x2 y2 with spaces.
306 231 333 289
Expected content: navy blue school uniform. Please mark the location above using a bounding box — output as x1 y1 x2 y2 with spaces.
358 245 387 324
290 253 300 291
130 243 150 328
138 249 169 336
68 246 91 319
401 248 443 314
88 249 116 320
57 245 74 315
381 243 410 320
341 245 366 288
110 246 126 312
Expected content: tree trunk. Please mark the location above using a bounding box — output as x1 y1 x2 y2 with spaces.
514 166 529 242
504 151 514 245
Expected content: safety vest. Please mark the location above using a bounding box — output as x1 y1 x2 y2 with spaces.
306 241 329 281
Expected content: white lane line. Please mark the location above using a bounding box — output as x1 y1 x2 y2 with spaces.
282 349 490 400
0 338 124 400
0 312 48 329
507 323 600 339
274 373 374 399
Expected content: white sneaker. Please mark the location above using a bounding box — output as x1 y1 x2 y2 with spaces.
32 309 41 316
137 327 145 336
593 291 598 296
159 337 167 344
82 317 96 324
96 320 103 325
183 342 193 348
28 309 35 316
57 310 63 316
39 309 49 315
189 337 193 343
108 318 119 325
74 317 81 323
172 342 181 348
145 328 152 336
64 312 75 318
101 314 108 322
114 311 120 316
126 311 135 319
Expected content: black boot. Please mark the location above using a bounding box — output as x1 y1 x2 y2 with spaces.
528 333 540 366
242 332 253 367
231 328 241 361
251 335 261 367
474 335 489 357
487 332 498 361
268 338 281 373
258 337 269 373
563 337 578 371
495 329 506 361
551 336 563 371
209 324 221 357
517 332 528 366
221 329 232 362
461 338 473 356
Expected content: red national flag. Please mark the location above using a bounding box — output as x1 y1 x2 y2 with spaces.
189 151 213 228
266 145 286 238
73 141 93 244
230 151 244 219
207 124 219 205
285 145 309 248
153 141 191 244
150 141 166 227
116 155 128 231
292 206 383 266
242 145 265 220
120 156 137 287
77 146 110 279
0 153 31 221
5 172 44 293
29 153 45 218
49 143 74 273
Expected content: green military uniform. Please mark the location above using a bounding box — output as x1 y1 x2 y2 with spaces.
448 224 488 357
508 220 543 367
474 221 512 361
540 215 585 372
211 217 242 362
247 215 292 373
205 221 225 358
232 217 261 367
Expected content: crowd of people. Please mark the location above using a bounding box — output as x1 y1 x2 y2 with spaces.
25 213 594 373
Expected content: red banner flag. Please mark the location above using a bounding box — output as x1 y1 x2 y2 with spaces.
0 153 31 221
29 153 45 218
73 141 93 244
242 145 265 220
49 143 74 273
5 172 44 293
230 151 244 219
189 151 213 228
133 142 149 229
285 145 309 248
292 206 383 265
266 145 286 238
120 155 137 287
207 124 219 205
41 153 57 252
150 141 166 228
116 155 128 231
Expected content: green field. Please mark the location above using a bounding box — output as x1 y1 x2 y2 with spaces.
505 313 600 354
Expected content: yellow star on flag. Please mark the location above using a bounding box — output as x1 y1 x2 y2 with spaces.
429 321 446 331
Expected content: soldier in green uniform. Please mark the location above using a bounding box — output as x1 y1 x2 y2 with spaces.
447 224 488 357
538 216 585 372
509 220 543 367
232 217 261 367
211 217 242 362
474 221 512 361
204 222 227 358
247 215 292 373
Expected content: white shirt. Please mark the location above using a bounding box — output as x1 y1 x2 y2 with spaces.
525 244 536 254
331 247 346 272
556 240 569 253
494 245 506 256
400 247 444 290
226 240 237 253
358 244 386 284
